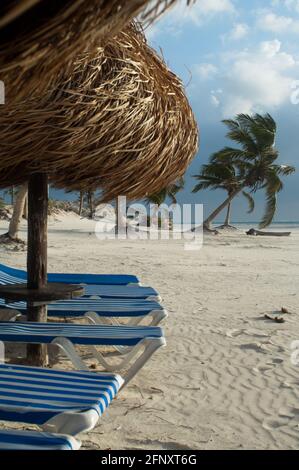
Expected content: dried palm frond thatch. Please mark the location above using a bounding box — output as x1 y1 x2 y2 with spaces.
0 0 194 102
0 23 199 201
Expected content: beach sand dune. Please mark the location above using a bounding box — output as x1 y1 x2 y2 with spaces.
0 215 298 450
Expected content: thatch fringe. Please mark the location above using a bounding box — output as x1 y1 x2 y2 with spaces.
0 23 199 201
0 0 194 102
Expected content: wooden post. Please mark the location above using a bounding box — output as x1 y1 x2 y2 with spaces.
26 172 48 366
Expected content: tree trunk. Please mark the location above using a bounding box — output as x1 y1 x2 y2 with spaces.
88 191 94 219
78 191 84 216
10 186 14 206
8 183 28 239
116 197 127 237
22 193 28 219
26 173 48 367
224 202 231 226
115 197 119 234
204 188 241 229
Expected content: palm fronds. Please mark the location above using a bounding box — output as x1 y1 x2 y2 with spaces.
193 163 240 193
146 177 185 205
0 22 199 202
0 1 194 103
241 191 255 214
259 168 286 228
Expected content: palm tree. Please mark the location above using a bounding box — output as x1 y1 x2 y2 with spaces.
193 163 254 229
78 191 84 216
86 191 95 219
76 191 95 218
115 196 127 235
201 113 295 229
0 183 28 243
145 178 185 228
145 178 185 206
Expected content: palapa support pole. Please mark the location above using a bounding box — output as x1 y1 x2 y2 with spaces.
26 172 48 366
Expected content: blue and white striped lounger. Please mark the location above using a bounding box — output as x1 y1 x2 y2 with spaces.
79 285 160 300
0 264 139 286
0 322 165 385
0 364 123 435
0 266 166 326
0 264 159 300
0 298 166 327
0 429 81 450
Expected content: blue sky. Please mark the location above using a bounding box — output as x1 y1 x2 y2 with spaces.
144 0 299 222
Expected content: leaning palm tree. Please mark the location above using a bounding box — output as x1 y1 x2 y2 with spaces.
202 113 295 229
193 163 254 229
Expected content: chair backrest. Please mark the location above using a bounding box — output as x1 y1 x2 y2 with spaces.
0 264 26 284
0 429 81 450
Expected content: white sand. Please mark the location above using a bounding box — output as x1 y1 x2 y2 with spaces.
0 214 298 450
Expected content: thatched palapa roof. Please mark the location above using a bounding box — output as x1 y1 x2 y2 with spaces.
0 0 194 102
0 23 199 201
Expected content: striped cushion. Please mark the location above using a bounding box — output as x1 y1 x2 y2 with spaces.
0 264 138 285
0 322 163 346
82 284 158 298
0 266 156 299
0 429 80 450
0 364 123 425
0 298 162 317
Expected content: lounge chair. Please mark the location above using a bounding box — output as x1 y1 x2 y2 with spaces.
0 264 160 300
0 363 123 435
0 263 139 286
0 265 166 326
0 429 81 450
0 322 165 385
0 297 167 327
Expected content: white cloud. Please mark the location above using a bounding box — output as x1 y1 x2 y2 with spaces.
146 0 236 38
277 0 299 13
191 0 235 20
228 23 250 40
259 38 282 56
215 40 297 116
289 0 299 11
171 0 236 26
222 23 250 42
195 63 218 80
256 10 299 34
211 93 221 107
